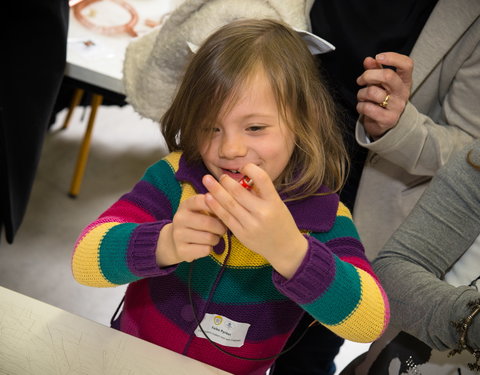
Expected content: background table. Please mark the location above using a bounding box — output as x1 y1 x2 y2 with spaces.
0 286 232 375
66 0 185 94
64 0 185 196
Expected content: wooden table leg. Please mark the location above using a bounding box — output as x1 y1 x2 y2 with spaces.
68 93 103 198
61 88 85 130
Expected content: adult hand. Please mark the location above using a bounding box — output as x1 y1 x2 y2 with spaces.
202 164 308 279
156 195 226 266
356 52 413 139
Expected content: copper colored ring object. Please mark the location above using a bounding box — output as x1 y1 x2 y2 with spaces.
71 0 138 37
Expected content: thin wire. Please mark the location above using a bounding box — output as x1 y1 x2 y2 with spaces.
469 275 480 290
188 260 316 361
110 295 125 327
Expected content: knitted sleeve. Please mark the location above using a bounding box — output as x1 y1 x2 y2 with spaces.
273 202 390 343
71 153 183 287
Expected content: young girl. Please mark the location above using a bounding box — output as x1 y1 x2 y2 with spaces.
72 19 389 375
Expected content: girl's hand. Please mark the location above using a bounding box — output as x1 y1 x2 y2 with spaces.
356 52 413 139
156 194 227 266
202 164 308 279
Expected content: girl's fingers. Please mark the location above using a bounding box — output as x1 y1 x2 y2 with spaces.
176 243 214 262
187 211 226 236
174 227 223 247
203 174 251 230
239 163 278 198
177 195 227 235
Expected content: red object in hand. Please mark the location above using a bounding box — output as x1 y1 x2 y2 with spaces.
239 176 254 190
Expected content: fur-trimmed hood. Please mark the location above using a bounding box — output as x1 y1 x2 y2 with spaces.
122 0 314 122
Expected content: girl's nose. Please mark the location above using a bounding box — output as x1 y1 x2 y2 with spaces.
219 134 247 159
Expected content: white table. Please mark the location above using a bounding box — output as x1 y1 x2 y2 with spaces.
64 0 186 196
0 286 232 375
66 0 185 94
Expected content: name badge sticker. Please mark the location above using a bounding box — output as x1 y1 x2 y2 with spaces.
194 313 250 348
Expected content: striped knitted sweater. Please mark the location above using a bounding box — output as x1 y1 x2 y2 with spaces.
72 152 389 375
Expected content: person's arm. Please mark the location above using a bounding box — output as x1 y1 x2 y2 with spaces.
203 164 390 343
373 142 480 350
273 202 390 344
357 44 480 176
72 158 181 287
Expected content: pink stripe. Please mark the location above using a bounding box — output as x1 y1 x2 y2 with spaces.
73 200 156 250
340 255 378 281
187 332 290 374
120 281 190 353
119 282 291 374
100 199 156 222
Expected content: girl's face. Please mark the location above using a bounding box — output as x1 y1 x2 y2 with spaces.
199 69 295 185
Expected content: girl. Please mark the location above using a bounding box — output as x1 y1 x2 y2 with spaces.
72 19 389 375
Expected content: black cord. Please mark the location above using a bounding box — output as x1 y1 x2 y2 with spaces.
110 295 125 327
187 260 315 361
469 275 480 290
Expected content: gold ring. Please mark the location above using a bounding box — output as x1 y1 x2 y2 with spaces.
379 94 390 109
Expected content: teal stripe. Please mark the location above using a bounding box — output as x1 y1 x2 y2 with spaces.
175 257 287 304
175 257 221 299
142 160 182 215
99 223 141 284
311 216 360 243
213 265 286 304
303 256 361 325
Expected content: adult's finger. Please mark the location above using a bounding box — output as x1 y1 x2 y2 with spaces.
356 67 404 93
363 56 382 70
357 85 391 107
375 52 413 89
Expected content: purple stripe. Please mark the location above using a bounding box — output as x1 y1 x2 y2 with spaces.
176 155 210 194
326 237 366 259
127 221 175 277
285 187 339 232
122 180 173 220
147 275 304 341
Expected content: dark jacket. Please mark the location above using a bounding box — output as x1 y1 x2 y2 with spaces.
0 0 69 243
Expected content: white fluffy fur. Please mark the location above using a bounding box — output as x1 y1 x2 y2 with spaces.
122 0 313 122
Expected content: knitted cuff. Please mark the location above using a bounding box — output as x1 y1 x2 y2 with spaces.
272 235 334 305
128 220 177 277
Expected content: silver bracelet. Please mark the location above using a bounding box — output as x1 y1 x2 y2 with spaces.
449 298 480 372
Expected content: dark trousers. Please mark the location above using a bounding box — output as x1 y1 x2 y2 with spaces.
271 314 344 375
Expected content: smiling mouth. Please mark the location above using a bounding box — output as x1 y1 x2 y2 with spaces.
221 168 244 181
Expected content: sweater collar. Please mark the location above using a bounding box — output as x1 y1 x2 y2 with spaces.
175 154 339 233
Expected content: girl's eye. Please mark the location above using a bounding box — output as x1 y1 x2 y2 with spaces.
247 125 265 132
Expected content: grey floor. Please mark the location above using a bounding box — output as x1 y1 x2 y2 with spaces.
0 103 369 373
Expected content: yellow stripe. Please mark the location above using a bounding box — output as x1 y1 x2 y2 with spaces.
211 235 269 268
336 201 352 219
72 222 118 287
164 151 182 172
325 268 386 342
180 182 197 203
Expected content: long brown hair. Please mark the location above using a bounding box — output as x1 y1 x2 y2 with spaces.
161 19 348 200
